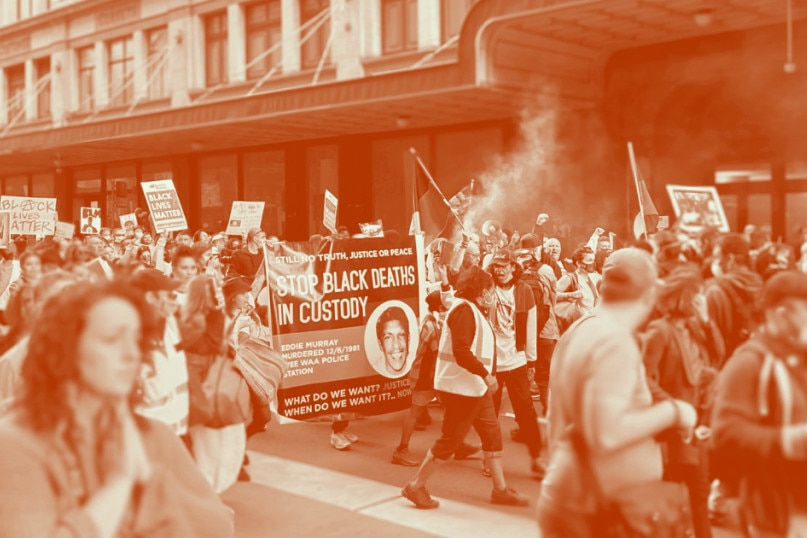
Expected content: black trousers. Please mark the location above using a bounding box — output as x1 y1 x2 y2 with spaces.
492 364 543 458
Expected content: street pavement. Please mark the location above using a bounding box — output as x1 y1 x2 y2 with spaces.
220 405 744 537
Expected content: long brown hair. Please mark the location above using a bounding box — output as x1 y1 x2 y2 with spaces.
656 266 703 320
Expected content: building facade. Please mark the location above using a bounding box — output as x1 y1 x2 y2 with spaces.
0 0 806 244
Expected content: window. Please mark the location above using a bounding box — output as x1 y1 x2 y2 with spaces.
199 154 238 230
245 1 282 80
5 65 25 124
4 176 28 196
441 0 476 42
382 0 418 54
244 150 286 236
146 27 168 100
307 144 338 235
77 46 95 111
35 58 50 119
107 36 134 107
300 0 330 69
715 164 771 184
205 11 228 86
106 165 137 227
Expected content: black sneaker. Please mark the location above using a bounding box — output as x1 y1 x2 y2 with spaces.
402 484 439 509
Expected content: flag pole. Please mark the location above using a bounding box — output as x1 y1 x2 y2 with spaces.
409 147 466 231
627 142 647 239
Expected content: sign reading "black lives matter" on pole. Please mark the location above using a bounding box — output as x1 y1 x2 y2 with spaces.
266 235 425 420
141 180 187 233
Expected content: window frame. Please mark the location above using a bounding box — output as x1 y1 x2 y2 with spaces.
107 35 135 107
34 57 51 119
245 0 283 80
300 0 331 70
204 11 228 87
146 26 169 100
5 65 26 124
381 0 419 54
77 46 95 112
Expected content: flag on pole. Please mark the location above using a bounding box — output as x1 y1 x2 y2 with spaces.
627 142 659 237
408 149 455 245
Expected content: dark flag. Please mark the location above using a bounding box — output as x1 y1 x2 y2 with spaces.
409 150 453 245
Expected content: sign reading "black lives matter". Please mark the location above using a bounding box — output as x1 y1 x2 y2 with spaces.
141 180 187 233
266 236 426 420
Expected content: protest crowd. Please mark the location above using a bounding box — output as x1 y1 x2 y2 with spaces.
0 183 805 538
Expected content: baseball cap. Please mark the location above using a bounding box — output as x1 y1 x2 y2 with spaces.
599 248 658 303
520 233 541 250
490 250 517 267
128 269 182 292
762 271 807 310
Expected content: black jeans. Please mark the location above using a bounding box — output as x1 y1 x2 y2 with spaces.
536 338 557 411
432 391 503 460
492 364 543 458
665 443 712 538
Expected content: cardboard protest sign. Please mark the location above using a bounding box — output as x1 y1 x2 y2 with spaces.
54 221 76 241
0 196 57 236
323 190 338 234
666 185 729 233
267 235 426 420
141 180 187 233
80 207 101 235
119 213 137 231
226 201 265 236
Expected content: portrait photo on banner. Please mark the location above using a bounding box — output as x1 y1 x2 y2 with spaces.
665 184 730 233
363 300 418 379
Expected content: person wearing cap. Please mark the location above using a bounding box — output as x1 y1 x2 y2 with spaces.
391 291 481 467
711 270 807 536
486 249 545 478
230 228 265 284
128 269 190 437
538 248 698 535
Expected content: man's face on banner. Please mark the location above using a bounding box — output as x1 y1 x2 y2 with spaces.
379 319 409 373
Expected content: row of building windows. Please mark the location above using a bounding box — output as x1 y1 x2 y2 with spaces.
1 0 477 122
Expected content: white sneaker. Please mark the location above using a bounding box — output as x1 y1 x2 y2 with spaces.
330 432 352 450
342 431 359 444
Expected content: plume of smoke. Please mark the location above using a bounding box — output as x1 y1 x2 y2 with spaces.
460 95 623 251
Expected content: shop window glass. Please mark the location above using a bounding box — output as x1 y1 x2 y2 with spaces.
31 173 54 197
747 193 772 230
307 144 338 235
244 150 286 238
4 176 28 196
720 193 738 233
786 192 807 244
106 165 137 229
715 164 771 184
199 154 238 231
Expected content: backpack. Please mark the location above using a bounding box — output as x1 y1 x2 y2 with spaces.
522 270 552 335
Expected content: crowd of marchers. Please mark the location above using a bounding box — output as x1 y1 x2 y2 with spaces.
0 209 805 537
398 215 807 538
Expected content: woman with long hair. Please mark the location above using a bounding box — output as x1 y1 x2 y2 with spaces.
641 266 722 538
0 281 233 537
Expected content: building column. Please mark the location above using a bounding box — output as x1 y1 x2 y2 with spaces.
281 0 301 73
0 68 8 124
32 0 49 17
94 41 109 108
24 59 36 121
1 1 15 25
132 30 148 101
227 3 246 83
169 17 191 106
331 0 364 80
188 14 206 90
50 51 68 126
419 0 441 49
358 0 381 58
66 49 79 112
